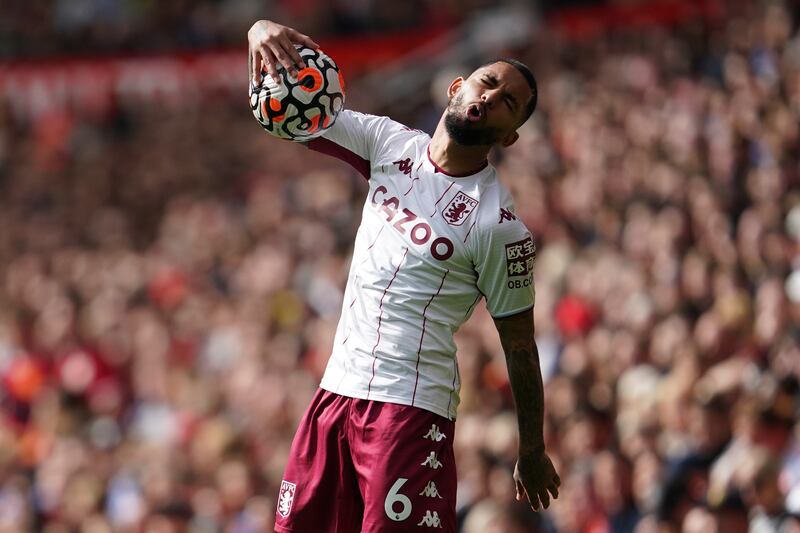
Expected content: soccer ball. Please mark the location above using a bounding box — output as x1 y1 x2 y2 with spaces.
249 46 345 141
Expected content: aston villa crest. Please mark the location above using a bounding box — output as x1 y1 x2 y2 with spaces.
277 480 297 518
442 192 479 226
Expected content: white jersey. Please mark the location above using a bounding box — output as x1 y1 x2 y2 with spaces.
308 110 535 420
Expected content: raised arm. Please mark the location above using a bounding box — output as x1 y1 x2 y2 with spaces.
493 307 560 511
247 20 319 84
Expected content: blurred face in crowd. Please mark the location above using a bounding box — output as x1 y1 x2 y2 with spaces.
744 456 785 516
682 506 718 533
444 62 533 147
688 400 731 453
593 451 634 513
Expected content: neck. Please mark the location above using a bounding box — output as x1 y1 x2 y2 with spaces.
429 116 491 176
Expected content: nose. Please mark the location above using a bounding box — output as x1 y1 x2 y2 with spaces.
481 89 500 107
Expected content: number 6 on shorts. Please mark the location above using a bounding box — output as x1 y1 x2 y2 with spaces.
384 478 412 521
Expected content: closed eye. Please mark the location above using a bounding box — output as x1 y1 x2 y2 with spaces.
481 74 517 111
505 95 517 111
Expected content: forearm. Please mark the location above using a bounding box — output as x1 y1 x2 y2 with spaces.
507 333 561 511
494 309 545 455
505 339 546 454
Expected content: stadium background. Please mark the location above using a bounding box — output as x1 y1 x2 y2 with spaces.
1 0 800 531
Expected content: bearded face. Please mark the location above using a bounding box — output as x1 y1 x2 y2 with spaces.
444 91 503 146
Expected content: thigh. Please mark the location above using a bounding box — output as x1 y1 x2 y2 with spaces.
348 400 457 533
275 389 363 533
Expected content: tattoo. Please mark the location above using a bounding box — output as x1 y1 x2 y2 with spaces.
494 308 545 454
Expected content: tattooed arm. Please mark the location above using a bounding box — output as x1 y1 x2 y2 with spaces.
494 308 560 511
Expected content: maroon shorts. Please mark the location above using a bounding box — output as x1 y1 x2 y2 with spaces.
274 388 457 532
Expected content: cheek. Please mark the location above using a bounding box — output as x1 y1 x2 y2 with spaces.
457 84 478 101
449 90 466 108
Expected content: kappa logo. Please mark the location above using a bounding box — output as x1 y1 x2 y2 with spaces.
277 480 296 518
417 510 443 528
442 192 479 226
423 424 446 442
393 158 414 175
421 451 443 470
499 208 517 223
419 480 443 499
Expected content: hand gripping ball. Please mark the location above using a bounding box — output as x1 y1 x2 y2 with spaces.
249 46 345 140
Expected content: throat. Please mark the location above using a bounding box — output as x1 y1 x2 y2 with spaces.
427 141 489 178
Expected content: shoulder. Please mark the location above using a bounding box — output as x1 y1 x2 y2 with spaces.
464 174 534 261
475 174 526 235
337 110 425 139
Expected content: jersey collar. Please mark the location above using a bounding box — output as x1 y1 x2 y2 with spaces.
426 144 489 178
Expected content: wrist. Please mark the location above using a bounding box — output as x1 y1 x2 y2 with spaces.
519 443 545 458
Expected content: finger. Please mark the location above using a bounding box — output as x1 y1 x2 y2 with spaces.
548 483 559 500
280 36 304 68
520 483 538 511
515 480 525 502
554 473 562 487
251 50 260 84
290 29 319 50
528 492 541 512
539 489 550 509
254 46 270 82
271 43 296 77
262 47 279 82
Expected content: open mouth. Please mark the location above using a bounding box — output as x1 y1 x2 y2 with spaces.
467 103 484 122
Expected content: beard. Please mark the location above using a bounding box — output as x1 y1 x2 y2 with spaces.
444 92 502 146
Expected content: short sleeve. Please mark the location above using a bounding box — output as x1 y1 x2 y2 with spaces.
473 216 536 318
307 110 394 179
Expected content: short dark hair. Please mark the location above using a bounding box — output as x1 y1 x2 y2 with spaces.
479 58 538 125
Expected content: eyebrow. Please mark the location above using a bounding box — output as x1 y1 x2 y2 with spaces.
482 72 519 111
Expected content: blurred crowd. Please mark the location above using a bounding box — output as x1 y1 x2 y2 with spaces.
0 0 502 58
1 0 800 532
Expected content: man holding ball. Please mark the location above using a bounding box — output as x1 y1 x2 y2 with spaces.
248 19 560 533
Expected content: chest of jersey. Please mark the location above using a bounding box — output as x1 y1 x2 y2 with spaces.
365 143 485 270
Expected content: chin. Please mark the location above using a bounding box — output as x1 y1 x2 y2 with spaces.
444 113 498 146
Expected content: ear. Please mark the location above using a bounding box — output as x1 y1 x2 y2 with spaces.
447 77 464 99
499 131 519 148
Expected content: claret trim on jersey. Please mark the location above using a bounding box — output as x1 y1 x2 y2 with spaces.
308 136 370 180
426 145 488 178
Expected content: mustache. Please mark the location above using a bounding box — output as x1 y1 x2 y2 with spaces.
444 94 500 146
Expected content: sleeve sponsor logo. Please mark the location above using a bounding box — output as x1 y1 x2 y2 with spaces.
505 237 536 278
442 191 479 226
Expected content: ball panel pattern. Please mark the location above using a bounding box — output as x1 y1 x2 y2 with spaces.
249 46 345 140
